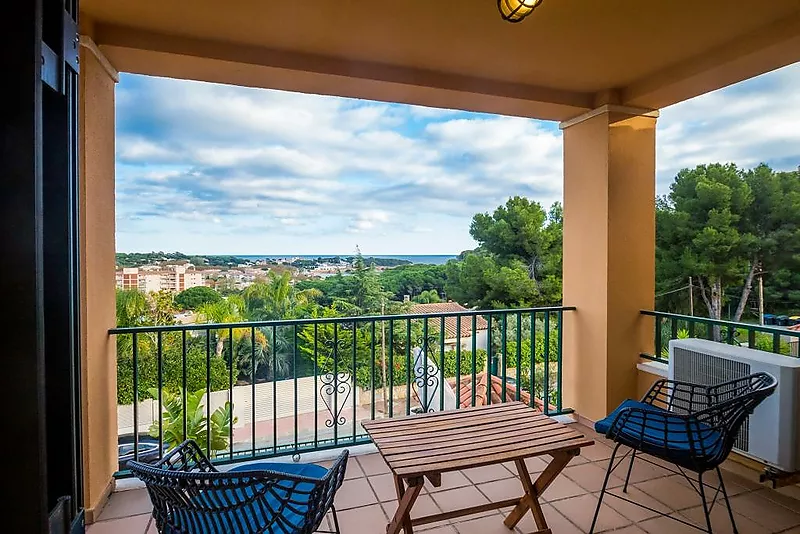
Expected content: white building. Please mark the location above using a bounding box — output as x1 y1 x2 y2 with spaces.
114 264 206 293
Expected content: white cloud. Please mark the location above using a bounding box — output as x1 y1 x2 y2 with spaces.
116 63 800 254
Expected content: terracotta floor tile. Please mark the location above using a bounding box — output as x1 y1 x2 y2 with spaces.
462 464 514 484
599 487 673 523
431 485 490 513
356 453 391 476
635 475 705 511
540 474 588 502
381 493 442 521
96 489 153 521
564 461 625 493
334 477 378 510
523 456 550 473
335 503 388 533
681 504 766 534
87 514 151 534
417 526 458 534
637 515 699 534
512 503 583 534
673 468 755 500
622 457 673 484
452 513 515 534
368 472 400 502
551 493 632 533
611 526 648 534
730 490 800 532
427 471 472 493
579 442 617 462
476 477 525 502
759 484 800 511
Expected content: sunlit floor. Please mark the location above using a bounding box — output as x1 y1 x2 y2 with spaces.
88 424 800 534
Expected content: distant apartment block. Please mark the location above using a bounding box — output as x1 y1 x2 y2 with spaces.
115 264 205 293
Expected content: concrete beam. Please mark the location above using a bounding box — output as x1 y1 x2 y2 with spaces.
93 23 594 122
623 11 800 109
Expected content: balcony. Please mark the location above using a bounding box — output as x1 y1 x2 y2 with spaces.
109 307 572 474
91 307 800 533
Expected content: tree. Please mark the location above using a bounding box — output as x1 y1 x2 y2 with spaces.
347 253 390 314
379 264 447 301
242 271 321 320
657 163 800 322
197 296 247 356
446 197 563 308
470 197 561 286
657 164 756 322
735 165 800 319
175 286 221 310
412 290 442 304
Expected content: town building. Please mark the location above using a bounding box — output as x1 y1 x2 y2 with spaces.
114 264 206 293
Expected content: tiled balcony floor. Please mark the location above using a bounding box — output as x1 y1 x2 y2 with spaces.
89 424 800 534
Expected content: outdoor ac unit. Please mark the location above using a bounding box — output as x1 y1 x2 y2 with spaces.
669 338 800 473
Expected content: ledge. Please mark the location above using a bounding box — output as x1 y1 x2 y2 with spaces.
637 359 668 378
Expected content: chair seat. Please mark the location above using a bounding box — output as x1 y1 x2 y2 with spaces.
171 462 330 533
595 399 722 459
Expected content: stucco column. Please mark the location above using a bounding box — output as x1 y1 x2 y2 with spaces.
79 36 119 521
560 105 657 422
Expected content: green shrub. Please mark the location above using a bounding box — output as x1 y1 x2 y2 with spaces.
117 335 233 404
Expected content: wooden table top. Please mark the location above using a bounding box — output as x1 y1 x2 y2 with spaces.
362 402 594 478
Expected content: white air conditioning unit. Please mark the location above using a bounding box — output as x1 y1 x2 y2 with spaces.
669 338 800 473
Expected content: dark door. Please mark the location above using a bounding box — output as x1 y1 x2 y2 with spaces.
3 0 83 532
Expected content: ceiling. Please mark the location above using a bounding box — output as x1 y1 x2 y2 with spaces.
81 0 800 121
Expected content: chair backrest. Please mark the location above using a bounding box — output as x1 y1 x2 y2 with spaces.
129 440 348 534
694 372 777 465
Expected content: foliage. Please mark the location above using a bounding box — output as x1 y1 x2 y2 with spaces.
116 251 247 268
445 197 563 308
148 388 237 456
412 290 442 304
117 334 232 404
656 164 800 321
241 271 321 320
380 264 447 301
175 286 221 310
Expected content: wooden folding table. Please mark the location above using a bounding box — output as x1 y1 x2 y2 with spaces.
362 402 593 534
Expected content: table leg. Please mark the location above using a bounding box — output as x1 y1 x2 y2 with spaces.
504 450 578 533
388 476 423 534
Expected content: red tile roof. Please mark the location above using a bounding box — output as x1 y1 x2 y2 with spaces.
409 302 488 339
444 372 551 412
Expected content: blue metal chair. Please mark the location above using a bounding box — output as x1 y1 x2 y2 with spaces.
590 372 777 534
129 440 348 533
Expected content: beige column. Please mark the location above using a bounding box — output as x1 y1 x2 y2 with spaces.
79 36 119 521
560 105 657 422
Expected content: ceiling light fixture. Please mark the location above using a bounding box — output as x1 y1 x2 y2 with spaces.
498 0 544 23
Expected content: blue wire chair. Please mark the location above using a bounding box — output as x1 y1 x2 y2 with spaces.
129 440 348 533
590 372 777 534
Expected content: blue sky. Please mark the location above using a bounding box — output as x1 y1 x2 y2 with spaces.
116 62 800 255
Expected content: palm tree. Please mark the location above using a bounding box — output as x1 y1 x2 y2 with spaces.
242 272 321 320
197 296 247 357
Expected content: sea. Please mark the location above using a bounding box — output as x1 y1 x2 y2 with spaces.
237 254 456 265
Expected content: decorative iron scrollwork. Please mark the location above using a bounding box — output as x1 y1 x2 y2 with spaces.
413 335 441 413
320 372 352 428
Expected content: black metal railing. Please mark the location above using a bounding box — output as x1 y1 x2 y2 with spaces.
110 306 574 475
641 310 800 363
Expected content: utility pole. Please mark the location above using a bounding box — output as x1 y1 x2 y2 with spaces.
759 272 765 326
688 276 694 316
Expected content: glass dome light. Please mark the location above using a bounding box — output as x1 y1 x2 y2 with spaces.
498 0 544 23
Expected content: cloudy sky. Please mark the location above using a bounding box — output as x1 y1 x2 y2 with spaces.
116 62 800 256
